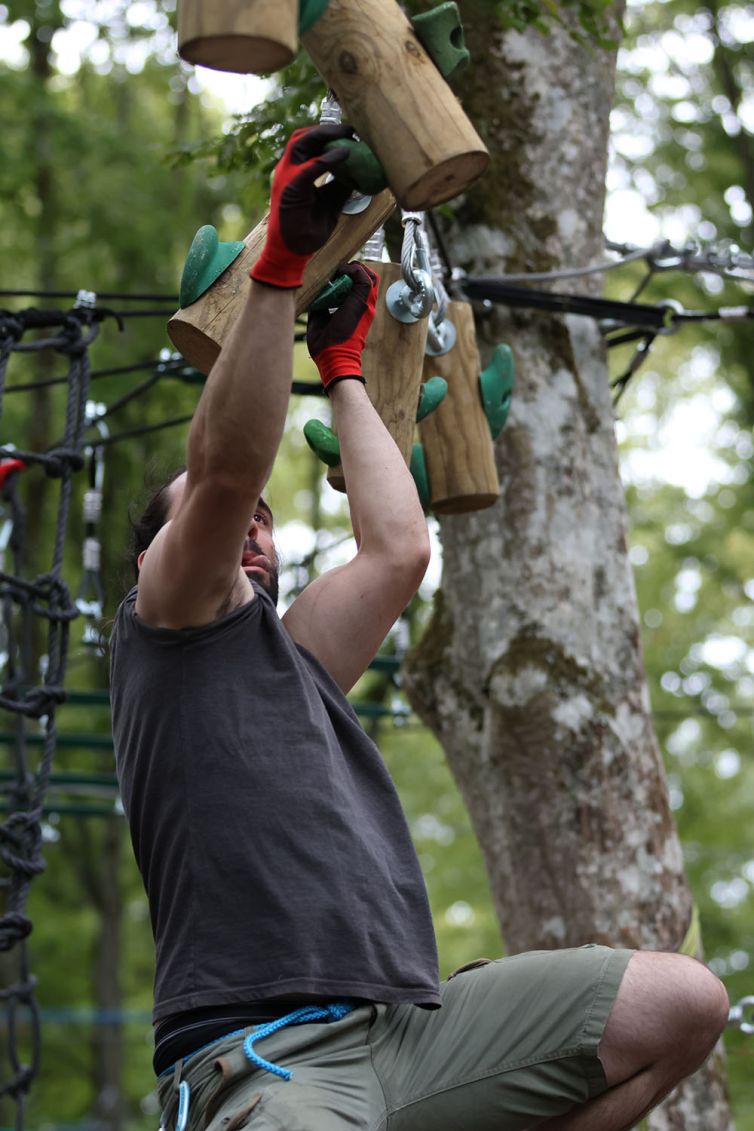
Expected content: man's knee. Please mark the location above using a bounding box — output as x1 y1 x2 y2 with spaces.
599 951 729 1086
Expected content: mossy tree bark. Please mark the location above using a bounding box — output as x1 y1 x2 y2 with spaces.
402 4 732 1126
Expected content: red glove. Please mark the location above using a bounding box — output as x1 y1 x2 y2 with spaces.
250 125 354 289
306 262 379 391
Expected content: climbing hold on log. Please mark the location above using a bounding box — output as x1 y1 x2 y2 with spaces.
299 0 331 35
410 443 431 511
179 226 246 309
325 138 388 197
310 275 353 313
412 2 470 81
416 376 448 422
479 344 515 440
168 189 396 374
418 300 500 513
303 420 342 467
177 0 299 73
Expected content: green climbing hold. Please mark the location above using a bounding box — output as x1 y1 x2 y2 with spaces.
179 225 245 309
325 138 388 196
303 419 342 467
299 0 330 35
412 3 470 82
410 443 431 512
479 344 515 440
310 274 353 313
416 376 448 422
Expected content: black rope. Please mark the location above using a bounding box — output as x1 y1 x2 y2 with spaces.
89 379 326 449
109 308 176 319
0 289 178 302
0 306 95 1129
90 413 194 448
460 278 753 332
4 357 200 396
611 333 659 404
0 307 124 336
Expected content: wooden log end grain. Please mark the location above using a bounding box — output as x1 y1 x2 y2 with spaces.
179 35 295 74
177 0 298 74
401 147 490 211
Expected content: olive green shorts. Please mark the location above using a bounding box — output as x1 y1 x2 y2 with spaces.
158 945 633 1131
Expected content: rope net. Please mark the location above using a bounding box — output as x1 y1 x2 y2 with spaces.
0 297 99 1130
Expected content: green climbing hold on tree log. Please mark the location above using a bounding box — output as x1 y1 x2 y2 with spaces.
416 376 448 422
412 2 470 82
479 344 514 439
299 0 331 35
179 225 245 309
324 138 388 197
410 443 431 511
303 419 342 467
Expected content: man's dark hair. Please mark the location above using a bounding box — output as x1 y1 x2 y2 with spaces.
127 467 274 582
127 466 186 581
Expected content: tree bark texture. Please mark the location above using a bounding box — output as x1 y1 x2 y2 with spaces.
402 4 732 1127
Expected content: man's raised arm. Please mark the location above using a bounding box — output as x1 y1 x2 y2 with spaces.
135 126 353 629
283 264 431 691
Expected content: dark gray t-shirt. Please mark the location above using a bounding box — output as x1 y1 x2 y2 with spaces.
110 584 440 1022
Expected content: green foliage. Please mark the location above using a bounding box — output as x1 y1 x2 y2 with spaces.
169 52 322 209
379 725 503 974
483 0 619 45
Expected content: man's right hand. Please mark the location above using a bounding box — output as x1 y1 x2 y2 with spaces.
250 125 355 290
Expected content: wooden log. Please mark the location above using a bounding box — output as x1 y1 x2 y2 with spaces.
327 261 428 493
177 0 298 74
418 301 499 513
167 190 396 375
302 0 489 210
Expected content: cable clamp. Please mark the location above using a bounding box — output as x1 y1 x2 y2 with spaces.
657 299 684 334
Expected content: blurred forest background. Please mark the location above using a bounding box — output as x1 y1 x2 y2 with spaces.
0 0 753 1127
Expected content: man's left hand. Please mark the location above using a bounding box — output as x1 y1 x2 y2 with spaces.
307 262 379 391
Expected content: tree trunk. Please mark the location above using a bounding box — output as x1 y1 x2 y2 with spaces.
402 4 732 1127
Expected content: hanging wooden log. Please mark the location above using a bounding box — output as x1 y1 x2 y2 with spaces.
302 0 489 210
327 261 428 493
177 0 298 74
418 301 500 513
167 190 396 375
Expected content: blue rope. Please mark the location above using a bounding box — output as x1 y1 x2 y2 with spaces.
243 1003 355 1080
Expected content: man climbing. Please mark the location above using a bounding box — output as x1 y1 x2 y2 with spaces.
110 124 728 1131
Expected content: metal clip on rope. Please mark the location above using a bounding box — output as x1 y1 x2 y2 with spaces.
386 212 435 324
425 243 456 357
